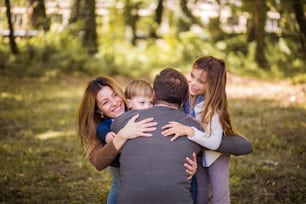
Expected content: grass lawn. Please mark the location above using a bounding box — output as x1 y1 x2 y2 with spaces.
0 74 305 203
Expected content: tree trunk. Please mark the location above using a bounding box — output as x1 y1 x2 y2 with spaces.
124 0 141 45
292 0 306 50
254 0 267 68
83 0 98 54
180 0 203 27
69 0 81 23
69 0 97 54
28 0 50 31
5 0 18 55
149 0 163 38
292 0 306 39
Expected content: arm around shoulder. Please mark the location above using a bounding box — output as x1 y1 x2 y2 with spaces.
217 134 253 156
89 141 120 171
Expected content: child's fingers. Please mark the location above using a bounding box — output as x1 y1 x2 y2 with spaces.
185 157 193 165
192 152 197 163
139 117 154 123
170 135 179 141
144 127 157 132
161 129 173 136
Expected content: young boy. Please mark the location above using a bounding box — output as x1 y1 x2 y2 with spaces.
125 79 154 110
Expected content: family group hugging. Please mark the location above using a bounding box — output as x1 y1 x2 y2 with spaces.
77 56 253 204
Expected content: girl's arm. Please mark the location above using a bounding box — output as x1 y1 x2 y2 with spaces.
162 115 253 155
162 113 222 150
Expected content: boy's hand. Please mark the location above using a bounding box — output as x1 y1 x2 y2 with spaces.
185 152 197 180
105 132 116 143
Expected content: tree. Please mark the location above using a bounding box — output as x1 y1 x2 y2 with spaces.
69 0 81 24
292 0 306 49
83 0 98 54
180 0 203 28
28 0 50 31
245 0 268 68
69 0 98 54
149 0 163 39
5 0 18 55
254 0 268 68
124 0 142 45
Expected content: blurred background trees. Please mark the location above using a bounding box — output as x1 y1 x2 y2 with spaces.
0 0 305 81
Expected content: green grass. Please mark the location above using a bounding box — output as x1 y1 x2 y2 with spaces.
0 75 305 203
0 75 111 203
229 99 306 203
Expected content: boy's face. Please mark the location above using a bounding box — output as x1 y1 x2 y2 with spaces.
128 96 154 110
187 68 208 96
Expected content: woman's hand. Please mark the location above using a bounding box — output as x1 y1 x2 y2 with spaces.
117 114 157 140
185 152 197 180
113 114 157 151
162 121 194 141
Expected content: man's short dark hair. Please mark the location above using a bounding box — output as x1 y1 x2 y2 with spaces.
153 68 189 105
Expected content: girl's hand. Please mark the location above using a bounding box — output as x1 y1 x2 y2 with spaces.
185 152 197 180
105 132 116 143
161 121 194 141
117 114 157 140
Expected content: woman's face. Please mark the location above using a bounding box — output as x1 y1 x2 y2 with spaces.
96 86 125 118
188 68 208 96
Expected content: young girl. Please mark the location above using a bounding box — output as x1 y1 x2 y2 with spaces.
95 79 154 204
162 56 241 204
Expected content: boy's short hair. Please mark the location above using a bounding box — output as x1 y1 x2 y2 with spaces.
125 80 153 99
153 68 188 105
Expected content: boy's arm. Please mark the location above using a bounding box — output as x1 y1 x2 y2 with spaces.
96 119 112 143
105 132 116 143
216 134 253 156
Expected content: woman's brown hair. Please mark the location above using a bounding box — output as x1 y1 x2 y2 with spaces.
77 76 127 157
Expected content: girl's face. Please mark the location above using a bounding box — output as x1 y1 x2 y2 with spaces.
188 68 208 96
96 86 125 118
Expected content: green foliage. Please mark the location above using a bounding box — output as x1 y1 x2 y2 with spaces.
1 28 305 83
2 30 90 76
208 17 225 41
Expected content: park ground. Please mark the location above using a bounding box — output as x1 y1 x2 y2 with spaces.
0 73 305 203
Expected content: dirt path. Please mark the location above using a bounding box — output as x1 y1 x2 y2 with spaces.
226 74 306 106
